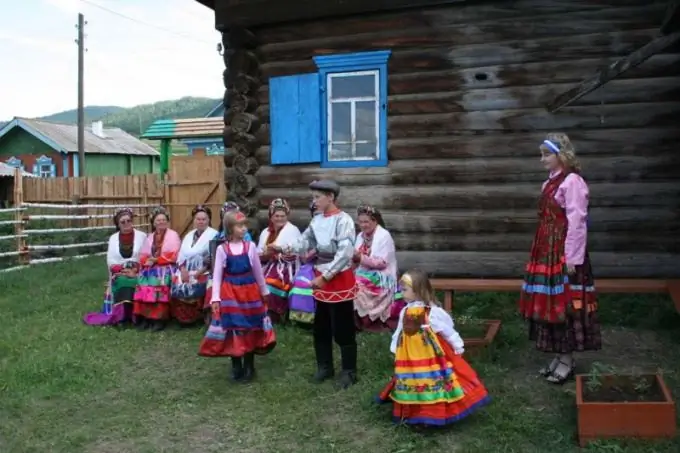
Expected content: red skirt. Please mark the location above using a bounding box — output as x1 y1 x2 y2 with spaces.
313 268 357 303
377 334 490 426
133 301 170 320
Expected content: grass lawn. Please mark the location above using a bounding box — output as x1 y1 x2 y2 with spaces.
1 257 679 453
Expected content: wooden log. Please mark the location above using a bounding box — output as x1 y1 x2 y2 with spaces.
256 207 680 235
227 92 257 114
232 142 259 158
231 112 260 134
258 5 666 62
254 0 667 43
222 27 258 50
259 181 680 211
225 49 260 77
250 126 680 159
255 53 680 103
548 31 680 112
394 251 680 278
260 29 658 78
234 173 258 196
224 128 258 147
233 155 260 175
223 166 236 188
233 74 260 94
256 76 680 120
230 192 260 217
256 154 680 187
386 102 680 137
661 0 680 35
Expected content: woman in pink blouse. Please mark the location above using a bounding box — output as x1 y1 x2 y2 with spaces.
519 132 601 385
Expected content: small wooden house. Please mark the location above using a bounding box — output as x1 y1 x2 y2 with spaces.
0 118 160 177
195 0 680 278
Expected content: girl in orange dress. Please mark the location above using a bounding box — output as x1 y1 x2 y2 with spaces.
377 269 490 426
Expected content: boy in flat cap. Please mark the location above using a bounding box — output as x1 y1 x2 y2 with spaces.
269 179 358 388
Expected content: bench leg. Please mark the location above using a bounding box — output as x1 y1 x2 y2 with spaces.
443 291 453 313
667 280 680 313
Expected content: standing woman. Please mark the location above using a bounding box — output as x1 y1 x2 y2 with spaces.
519 132 601 384
83 207 146 327
352 205 401 332
133 206 181 331
170 205 217 326
257 198 302 323
270 180 359 389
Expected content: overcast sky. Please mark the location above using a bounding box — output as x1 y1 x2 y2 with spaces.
0 0 223 120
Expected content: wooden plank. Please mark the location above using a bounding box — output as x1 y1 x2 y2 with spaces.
430 278 670 293
548 31 680 112
395 251 680 278
260 181 680 211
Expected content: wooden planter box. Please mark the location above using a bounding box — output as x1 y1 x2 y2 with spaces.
459 319 501 358
576 373 676 447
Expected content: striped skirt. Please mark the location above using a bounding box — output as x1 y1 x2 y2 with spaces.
133 264 174 320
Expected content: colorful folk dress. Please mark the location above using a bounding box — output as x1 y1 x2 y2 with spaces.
133 229 181 320
353 225 403 332
257 222 301 323
377 303 490 426
519 171 601 353
170 227 217 324
288 259 316 324
83 229 146 326
199 241 276 358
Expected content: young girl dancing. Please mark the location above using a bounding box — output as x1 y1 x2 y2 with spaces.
378 269 490 426
198 211 276 383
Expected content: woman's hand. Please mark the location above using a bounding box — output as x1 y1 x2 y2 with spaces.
267 243 282 253
145 257 156 267
310 276 326 289
566 264 576 275
211 301 220 318
180 268 190 283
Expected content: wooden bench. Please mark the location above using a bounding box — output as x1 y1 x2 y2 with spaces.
430 279 680 313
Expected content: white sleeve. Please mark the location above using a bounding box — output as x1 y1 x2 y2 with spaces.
390 307 407 354
429 306 465 354
106 234 117 269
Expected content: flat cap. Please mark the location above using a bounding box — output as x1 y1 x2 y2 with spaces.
309 179 340 196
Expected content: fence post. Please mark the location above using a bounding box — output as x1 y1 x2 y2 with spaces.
142 177 149 233
13 168 27 265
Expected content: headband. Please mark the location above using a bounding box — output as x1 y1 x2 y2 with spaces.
150 206 169 221
400 274 412 288
192 204 212 219
220 201 240 217
232 211 247 222
543 139 560 154
269 198 290 217
357 204 380 218
113 207 133 225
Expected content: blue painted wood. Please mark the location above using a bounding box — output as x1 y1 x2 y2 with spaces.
269 73 321 165
73 154 80 177
313 50 391 169
49 163 56 177
62 157 69 177
36 155 52 165
6 156 22 167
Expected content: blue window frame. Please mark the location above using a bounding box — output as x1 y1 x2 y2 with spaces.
32 155 56 178
268 50 391 168
5 156 23 170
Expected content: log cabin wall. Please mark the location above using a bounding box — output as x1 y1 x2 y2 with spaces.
242 0 680 278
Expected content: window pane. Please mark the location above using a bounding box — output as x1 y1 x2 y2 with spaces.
328 144 352 161
330 74 375 99
331 102 351 142
355 143 378 160
355 101 376 141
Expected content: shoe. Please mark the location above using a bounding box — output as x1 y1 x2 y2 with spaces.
538 355 560 377
313 340 335 383
242 353 255 383
231 357 244 381
545 359 575 385
135 319 149 331
336 370 358 389
336 345 358 389
149 321 166 332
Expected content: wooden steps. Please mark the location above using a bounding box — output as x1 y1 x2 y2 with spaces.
430 278 680 313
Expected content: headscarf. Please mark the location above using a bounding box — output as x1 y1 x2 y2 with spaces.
357 204 385 228
268 198 290 218
219 201 241 234
113 207 134 231
191 204 212 221
150 206 170 231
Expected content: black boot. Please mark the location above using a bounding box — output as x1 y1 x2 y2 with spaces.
135 317 149 331
242 353 255 383
230 357 244 381
313 340 335 383
336 345 358 389
149 320 166 332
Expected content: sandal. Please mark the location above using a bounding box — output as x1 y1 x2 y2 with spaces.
538 356 560 377
545 359 575 385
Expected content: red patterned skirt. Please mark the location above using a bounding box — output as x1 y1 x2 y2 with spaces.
313 268 357 303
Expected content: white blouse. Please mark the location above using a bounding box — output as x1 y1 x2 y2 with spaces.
390 301 465 355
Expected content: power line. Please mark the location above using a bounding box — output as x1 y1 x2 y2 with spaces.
78 0 213 44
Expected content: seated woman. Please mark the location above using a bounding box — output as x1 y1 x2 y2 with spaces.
256 198 301 323
353 205 402 332
170 205 217 326
133 206 181 332
83 207 146 327
203 202 253 324
288 201 319 325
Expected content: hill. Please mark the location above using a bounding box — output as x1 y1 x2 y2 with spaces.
39 106 124 124
98 97 221 135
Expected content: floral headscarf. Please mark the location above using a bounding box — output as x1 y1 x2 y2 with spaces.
220 201 240 219
150 206 170 223
113 207 134 230
357 204 385 228
192 204 212 221
268 198 290 218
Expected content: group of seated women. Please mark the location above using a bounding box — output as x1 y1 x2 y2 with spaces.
83 199 403 331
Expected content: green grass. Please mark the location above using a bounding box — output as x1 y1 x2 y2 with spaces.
1 258 679 453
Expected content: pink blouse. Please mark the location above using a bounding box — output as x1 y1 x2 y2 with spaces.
543 171 589 266
211 241 269 302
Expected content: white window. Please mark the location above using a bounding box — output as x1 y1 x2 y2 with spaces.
326 70 379 162
39 164 52 178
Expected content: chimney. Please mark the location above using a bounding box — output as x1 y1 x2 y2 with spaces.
91 121 105 138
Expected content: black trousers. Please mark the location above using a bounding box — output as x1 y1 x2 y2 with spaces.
313 300 357 370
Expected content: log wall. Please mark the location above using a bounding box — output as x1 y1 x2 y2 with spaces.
241 0 680 277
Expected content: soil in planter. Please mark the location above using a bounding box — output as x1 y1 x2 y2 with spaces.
583 375 666 403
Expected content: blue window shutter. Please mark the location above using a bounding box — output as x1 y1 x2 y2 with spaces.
32 164 38 175
269 73 321 165
50 163 56 177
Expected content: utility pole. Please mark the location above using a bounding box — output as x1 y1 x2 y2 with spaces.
76 13 86 176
